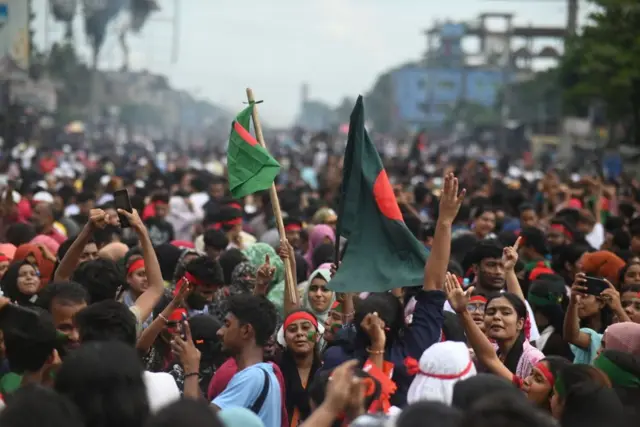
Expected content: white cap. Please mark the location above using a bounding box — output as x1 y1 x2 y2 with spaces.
33 191 54 204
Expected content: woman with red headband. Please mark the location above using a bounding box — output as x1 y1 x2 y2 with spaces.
445 272 573 411
276 309 324 427
122 257 152 329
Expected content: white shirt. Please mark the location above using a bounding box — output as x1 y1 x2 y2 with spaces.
189 192 209 220
586 223 605 250
143 371 181 413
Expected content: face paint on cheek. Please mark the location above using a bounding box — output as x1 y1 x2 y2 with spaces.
307 331 316 341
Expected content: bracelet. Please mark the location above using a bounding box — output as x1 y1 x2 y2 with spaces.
366 347 384 355
184 372 199 379
158 314 169 323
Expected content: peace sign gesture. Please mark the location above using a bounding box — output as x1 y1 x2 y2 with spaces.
439 173 466 224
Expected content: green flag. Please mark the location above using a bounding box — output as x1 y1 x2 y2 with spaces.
329 96 428 293
227 106 281 198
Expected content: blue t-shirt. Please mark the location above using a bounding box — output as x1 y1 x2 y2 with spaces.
212 362 281 427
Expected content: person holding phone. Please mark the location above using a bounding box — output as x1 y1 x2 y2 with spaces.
563 272 627 364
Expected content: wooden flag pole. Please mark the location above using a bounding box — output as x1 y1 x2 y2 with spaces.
246 88 298 305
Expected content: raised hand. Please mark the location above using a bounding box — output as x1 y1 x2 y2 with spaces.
255 254 275 295
502 236 521 271
570 272 587 304
444 272 473 314
88 208 118 230
600 278 623 313
323 360 360 416
438 173 466 224
117 208 145 233
359 311 386 350
171 320 201 375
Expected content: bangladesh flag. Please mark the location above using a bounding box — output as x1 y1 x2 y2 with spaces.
227 106 281 199
329 96 428 293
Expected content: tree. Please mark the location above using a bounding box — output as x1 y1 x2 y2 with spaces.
560 0 640 145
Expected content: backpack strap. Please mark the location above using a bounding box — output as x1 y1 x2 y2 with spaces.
249 368 270 415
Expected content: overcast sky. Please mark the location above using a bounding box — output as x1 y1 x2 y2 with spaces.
33 0 596 126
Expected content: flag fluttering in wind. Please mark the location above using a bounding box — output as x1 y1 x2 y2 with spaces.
329 96 428 293
226 105 281 199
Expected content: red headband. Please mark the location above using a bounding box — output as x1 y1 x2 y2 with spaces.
550 224 573 239
404 357 474 379
469 295 487 304
227 203 242 211
173 271 207 296
535 362 555 387
284 312 318 330
284 224 302 232
168 308 187 323
209 217 243 230
127 259 145 275
0 255 9 263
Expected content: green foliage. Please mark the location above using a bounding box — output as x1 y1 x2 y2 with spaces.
560 0 640 144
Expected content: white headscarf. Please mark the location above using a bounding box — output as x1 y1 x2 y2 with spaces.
407 341 476 405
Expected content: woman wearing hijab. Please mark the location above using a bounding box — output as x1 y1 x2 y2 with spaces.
406 341 477 405
301 267 335 325
208 261 257 322
243 243 286 315
276 309 324 426
13 243 55 287
601 322 640 356
0 260 40 306
303 225 335 275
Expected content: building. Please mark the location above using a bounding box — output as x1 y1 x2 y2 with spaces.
390 13 565 127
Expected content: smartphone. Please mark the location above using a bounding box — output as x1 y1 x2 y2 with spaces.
584 276 608 296
0 304 41 334
113 189 133 228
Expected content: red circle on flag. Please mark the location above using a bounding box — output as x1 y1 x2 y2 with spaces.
373 169 403 221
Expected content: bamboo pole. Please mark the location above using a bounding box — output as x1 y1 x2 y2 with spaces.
245 88 298 304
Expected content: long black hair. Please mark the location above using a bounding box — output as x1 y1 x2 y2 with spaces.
278 309 323 424
486 292 528 374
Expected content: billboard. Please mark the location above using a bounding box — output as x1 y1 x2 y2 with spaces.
0 0 30 71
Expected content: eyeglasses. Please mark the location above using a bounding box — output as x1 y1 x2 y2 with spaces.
467 303 485 314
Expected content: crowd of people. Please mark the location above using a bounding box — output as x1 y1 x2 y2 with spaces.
0 140 637 427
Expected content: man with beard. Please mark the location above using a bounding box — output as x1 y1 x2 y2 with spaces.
174 255 225 317
446 240 540 341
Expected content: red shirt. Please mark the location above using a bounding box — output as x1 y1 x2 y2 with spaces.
208 358 288 427
45 228 66 245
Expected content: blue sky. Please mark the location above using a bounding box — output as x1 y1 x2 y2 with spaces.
33 0 596 126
